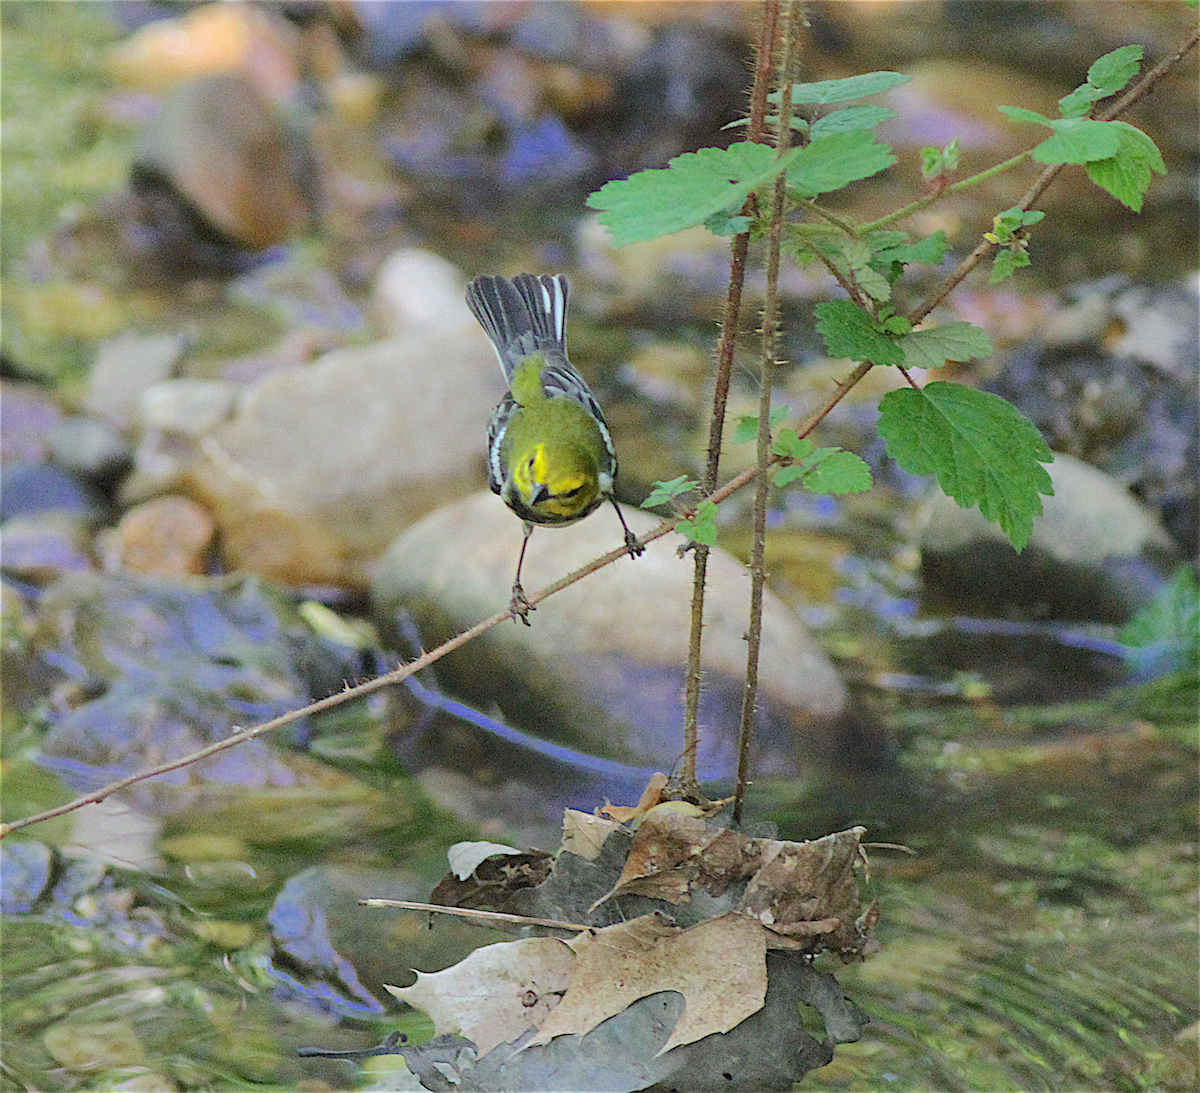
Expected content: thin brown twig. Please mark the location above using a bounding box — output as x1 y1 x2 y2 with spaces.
359 899 590 934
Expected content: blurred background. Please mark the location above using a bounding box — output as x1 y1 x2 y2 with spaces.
2 2 1197 1090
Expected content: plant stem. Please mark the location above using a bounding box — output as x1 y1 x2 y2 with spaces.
858 150 1032 234
682 0 781 791
734 0 803 826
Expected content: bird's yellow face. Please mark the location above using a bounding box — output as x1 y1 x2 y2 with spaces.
512 441 599 519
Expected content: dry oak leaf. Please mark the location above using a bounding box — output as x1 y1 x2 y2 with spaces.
524 910 768 1055
594 805 761 909
561 809 625 861
385 936 574 1055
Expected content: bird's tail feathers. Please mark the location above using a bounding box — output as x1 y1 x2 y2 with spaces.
466 274 569 381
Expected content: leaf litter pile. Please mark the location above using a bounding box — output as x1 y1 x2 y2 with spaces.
361 778 879 1091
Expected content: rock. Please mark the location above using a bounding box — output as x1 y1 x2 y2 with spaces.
374 493 850 785
31 572 359 811
371 248 471 337
45 415 133 487
0 461 108 522
138 379 240 436
108 2 301 101
128 72 315 261
917 452 1179 622
987 278 1199 559
0 514 95 582
119 379 241 501
97 495 215 577
180 326 502 589
85 332 186 430
0 382 63 463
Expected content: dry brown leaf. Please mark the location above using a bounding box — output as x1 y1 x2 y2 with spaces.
385 936 574 1055
592 806 759 909
599 771 670 822
428 846 553 915
742 827 866 954
560 809 623 861
524 911 768 1055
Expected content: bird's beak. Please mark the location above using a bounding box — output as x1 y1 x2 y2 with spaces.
530 483 550 506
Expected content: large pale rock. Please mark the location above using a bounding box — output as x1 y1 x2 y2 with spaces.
917 452 1179 622
374 493 849 781
182 325 502 589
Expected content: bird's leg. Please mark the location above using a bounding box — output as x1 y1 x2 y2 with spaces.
612 500 645 558
510 523 535 625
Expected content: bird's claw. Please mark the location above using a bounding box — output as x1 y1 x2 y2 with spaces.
624 530 646 559
510 582 534 625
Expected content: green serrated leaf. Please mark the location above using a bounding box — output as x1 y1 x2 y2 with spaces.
841 238 874 269
810 105 898 138
704 209 754 236
880 314 913 336
772 429 812 460
814 299 904 366
877 381 1053 549
1084 121 1166 211
734 407 787 444
1032 117 1123 164
587 142 808 246
1086 45 1143 96
774 71 911 105
676 501 719 546
786 130 896 197
857 265 893 302
998 104 1053 126
1057 83 1108 119
864 230 909 251
899 321 993 369
800 449 873 493
642 475 699 508
872 230 950 269
989 247 1031 284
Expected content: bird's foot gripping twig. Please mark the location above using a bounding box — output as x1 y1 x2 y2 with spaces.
612 500 646 560
509 581 534 625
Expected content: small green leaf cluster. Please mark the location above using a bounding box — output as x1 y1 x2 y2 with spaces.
641 476 718 547
813 297 993 373
985 207 1046 283
790 226 951 304
641 475 701 510
592 49 1165 554
676 500 719 547
998 45 1165 211
771 430 871 493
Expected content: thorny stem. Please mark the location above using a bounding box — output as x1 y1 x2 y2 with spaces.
6 25 1195 841
734 0 803 826
681 0 781 790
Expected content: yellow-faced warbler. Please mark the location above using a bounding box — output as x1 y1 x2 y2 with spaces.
466 273 644 622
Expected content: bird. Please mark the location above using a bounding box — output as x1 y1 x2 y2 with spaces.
466 272 643 622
